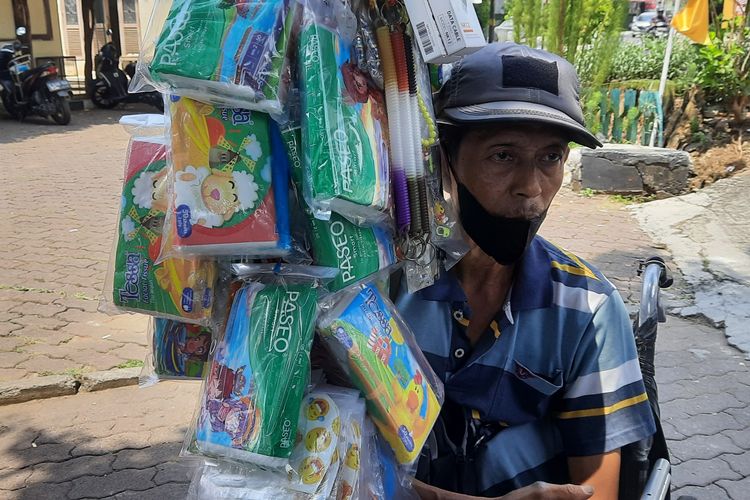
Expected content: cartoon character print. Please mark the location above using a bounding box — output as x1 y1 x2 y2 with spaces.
306 397 330 421
174 165 259 228
177 327 211 362
340 60 386 125
202 361 261 449
205 396 260 447
305 427 332 453
300 456 326 485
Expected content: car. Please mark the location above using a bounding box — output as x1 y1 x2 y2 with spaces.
630 11 658 32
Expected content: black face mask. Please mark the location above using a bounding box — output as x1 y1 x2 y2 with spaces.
456 181 547 265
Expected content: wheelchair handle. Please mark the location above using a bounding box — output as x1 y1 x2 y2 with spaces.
637 257 672 328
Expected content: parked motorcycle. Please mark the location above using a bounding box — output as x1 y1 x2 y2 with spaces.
0 27 72 125
645 21 670 39
90 29 163 112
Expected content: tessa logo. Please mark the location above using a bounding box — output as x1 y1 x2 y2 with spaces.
398 425 415 452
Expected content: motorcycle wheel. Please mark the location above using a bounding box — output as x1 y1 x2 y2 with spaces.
1 93 22 120
90 83 119 109
51 97 71 125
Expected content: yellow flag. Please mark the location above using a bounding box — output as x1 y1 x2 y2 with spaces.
671 0 711 44
724 0 747 19
724 0 737 20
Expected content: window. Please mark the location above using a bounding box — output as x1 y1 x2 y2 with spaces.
123 0 137 24
64 0 79 26
94 0 105 24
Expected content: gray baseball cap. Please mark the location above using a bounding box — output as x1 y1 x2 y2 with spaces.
435 42 602 149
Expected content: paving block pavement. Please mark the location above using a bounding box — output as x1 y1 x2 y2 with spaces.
2 109 749 498
0 109 150 384
0 382 199 499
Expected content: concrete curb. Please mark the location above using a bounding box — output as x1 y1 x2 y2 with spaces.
0 367 141 406
79 367 141 392
0 375 79 405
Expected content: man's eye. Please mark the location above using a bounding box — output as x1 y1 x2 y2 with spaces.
490 151 512 162
543 153 563 162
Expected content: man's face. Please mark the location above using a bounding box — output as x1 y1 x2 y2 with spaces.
449 122 569 220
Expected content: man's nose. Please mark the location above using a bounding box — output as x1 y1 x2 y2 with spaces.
511 165 543 199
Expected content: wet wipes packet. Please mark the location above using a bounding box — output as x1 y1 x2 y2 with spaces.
299 0 390 225
163 96 291 258
103 116 216 325
134 0 302 114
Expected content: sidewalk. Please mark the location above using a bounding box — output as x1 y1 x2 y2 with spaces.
1 111 748 498
0 109 149 386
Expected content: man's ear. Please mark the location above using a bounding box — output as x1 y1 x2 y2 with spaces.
439 144 455 190
563 145 571 164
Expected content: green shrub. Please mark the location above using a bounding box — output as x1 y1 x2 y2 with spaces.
608 37 698 87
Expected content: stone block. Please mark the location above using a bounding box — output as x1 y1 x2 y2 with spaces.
79 368 140 392
575 144 692 195
0 375 78 406
671 456 741 488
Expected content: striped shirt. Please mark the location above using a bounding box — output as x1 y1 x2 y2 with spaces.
395 236 656 495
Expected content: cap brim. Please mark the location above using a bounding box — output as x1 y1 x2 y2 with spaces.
439 101 603 149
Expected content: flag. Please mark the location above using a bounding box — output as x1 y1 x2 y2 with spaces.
671 0 711 44
723 0 747 19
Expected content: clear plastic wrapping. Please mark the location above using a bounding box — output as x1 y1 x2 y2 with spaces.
299 0 391 225
317 283 444 465
131 0 302 115
101 115 217 325
186 384 365 499
161 96 291 258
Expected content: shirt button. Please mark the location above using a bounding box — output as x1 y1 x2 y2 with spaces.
453 310 464 321
454 348 465 359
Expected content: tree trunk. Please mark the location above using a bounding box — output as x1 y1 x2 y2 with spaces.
82 0 95 93
107 0 122 56
730 94 748 124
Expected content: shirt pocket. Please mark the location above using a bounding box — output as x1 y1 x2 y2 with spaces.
492 359 563 425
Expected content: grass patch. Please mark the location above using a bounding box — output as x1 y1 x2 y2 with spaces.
0 284 60 294
579 188 596 198
73 292 98 301
609 194 656 204
63 366 88 379
116 359 144 369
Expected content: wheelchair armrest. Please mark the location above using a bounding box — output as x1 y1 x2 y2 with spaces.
640 458 670 500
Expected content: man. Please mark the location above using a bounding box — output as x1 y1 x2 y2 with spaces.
395 43 656 499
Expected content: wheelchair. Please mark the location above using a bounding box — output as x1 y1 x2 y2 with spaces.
619 256 674 500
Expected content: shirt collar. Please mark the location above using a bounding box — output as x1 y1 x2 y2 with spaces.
417 237 553 314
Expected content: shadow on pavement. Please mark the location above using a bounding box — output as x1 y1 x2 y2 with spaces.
0 422 195 500
0 103 161 146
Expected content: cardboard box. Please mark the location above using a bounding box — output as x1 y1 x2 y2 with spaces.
403 0 448 61
405 0 486 64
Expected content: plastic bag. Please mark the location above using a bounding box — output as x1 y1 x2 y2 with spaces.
358 417 418 500
299 0 391 225
161 96 291 258
101 114 217 325
187 266 334 468
317 283 444 465
139 318 212 387
132 0 302 115
331 396 366 500
190 282 316 467
186 384 362 499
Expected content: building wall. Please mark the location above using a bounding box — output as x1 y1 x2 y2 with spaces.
29 0 64 57
0 0 17 41
0 0 64 56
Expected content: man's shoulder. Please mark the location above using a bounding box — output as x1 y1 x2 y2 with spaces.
533 237 618 310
